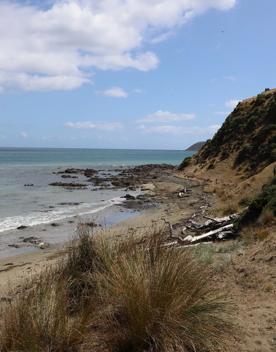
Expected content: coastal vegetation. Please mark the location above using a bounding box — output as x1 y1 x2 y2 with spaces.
0 227 235 352
180 89 276 175
237 177 276 228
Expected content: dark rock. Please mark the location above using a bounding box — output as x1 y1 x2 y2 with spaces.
61 175 78 179
24 184 34 187
123 194 136 200
23 236 40 244
49 182 87 189
17 225 28 230
58 202 82 206
51 223 60 227
84 221 101 228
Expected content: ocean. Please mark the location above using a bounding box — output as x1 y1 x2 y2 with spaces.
0 148 191 257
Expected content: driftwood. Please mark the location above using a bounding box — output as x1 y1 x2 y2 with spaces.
162 213 239 247
183 224 234 244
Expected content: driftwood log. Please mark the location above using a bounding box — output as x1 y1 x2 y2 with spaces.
162 214 239 247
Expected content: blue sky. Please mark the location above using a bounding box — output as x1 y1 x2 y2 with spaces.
0 0 275 149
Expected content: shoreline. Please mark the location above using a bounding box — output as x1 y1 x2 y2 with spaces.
0 164 206 294
1 164 275 352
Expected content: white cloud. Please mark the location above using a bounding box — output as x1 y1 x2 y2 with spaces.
0 0 236 92
102 87 128 98
19 131 28 139
138 110 195 123
65 121 123 131
140 124 221 135
225 99 240 109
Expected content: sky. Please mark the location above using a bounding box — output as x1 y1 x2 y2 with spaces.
0 0 275 150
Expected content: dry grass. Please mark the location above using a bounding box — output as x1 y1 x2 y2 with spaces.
258 209 275 225
0 269 88 352
60 223 104 313
94 234 235 352
241 226 271 242
0 227 236 352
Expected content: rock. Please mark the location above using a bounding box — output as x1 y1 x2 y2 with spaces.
51 223 60 227
61 175 78 179
141 183 155 191
17 225 28 230
8 244 20 248
23 236 40 244
58 202 82 206
49 182 87 189
123 194 136 200
24 184 34 187
38 242 47 249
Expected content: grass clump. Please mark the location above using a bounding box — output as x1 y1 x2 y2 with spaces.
0 269 87 352
60 224 104 313
0 228 236 352
95 235 235 352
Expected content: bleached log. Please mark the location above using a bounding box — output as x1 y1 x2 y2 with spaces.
183 224 234 244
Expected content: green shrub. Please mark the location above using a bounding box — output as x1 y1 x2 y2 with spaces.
178 156 192 170
236 177 276 228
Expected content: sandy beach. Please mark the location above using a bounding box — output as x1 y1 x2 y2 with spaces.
0 165 275 352
0 165 205 294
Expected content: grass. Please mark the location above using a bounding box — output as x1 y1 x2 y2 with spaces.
0 269 88 352
0 227 236 352
241 226 271 242
216 201 239 216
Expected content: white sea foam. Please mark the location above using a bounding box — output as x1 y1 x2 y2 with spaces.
0 197 124 234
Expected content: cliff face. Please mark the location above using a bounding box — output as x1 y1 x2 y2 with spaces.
192 89 276 176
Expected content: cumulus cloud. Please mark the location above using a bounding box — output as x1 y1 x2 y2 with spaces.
101 87 128 98
225 99 240 109
138 110 195 123
0 0 236 92
65 121 123 131
140 124 220 135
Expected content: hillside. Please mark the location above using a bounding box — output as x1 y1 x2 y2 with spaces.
185 141 206 151
179 88 276 214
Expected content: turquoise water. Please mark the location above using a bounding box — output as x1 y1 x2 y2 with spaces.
0 148 190 166
0 148 191 253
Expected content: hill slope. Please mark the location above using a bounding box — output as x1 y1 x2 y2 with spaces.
179 88 276 210
192 89 276 175
185 141 206 151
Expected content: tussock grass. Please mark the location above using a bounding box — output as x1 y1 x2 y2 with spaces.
94 234 235 352
0 269 87 352
0 227 236 352
60 223 104 313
